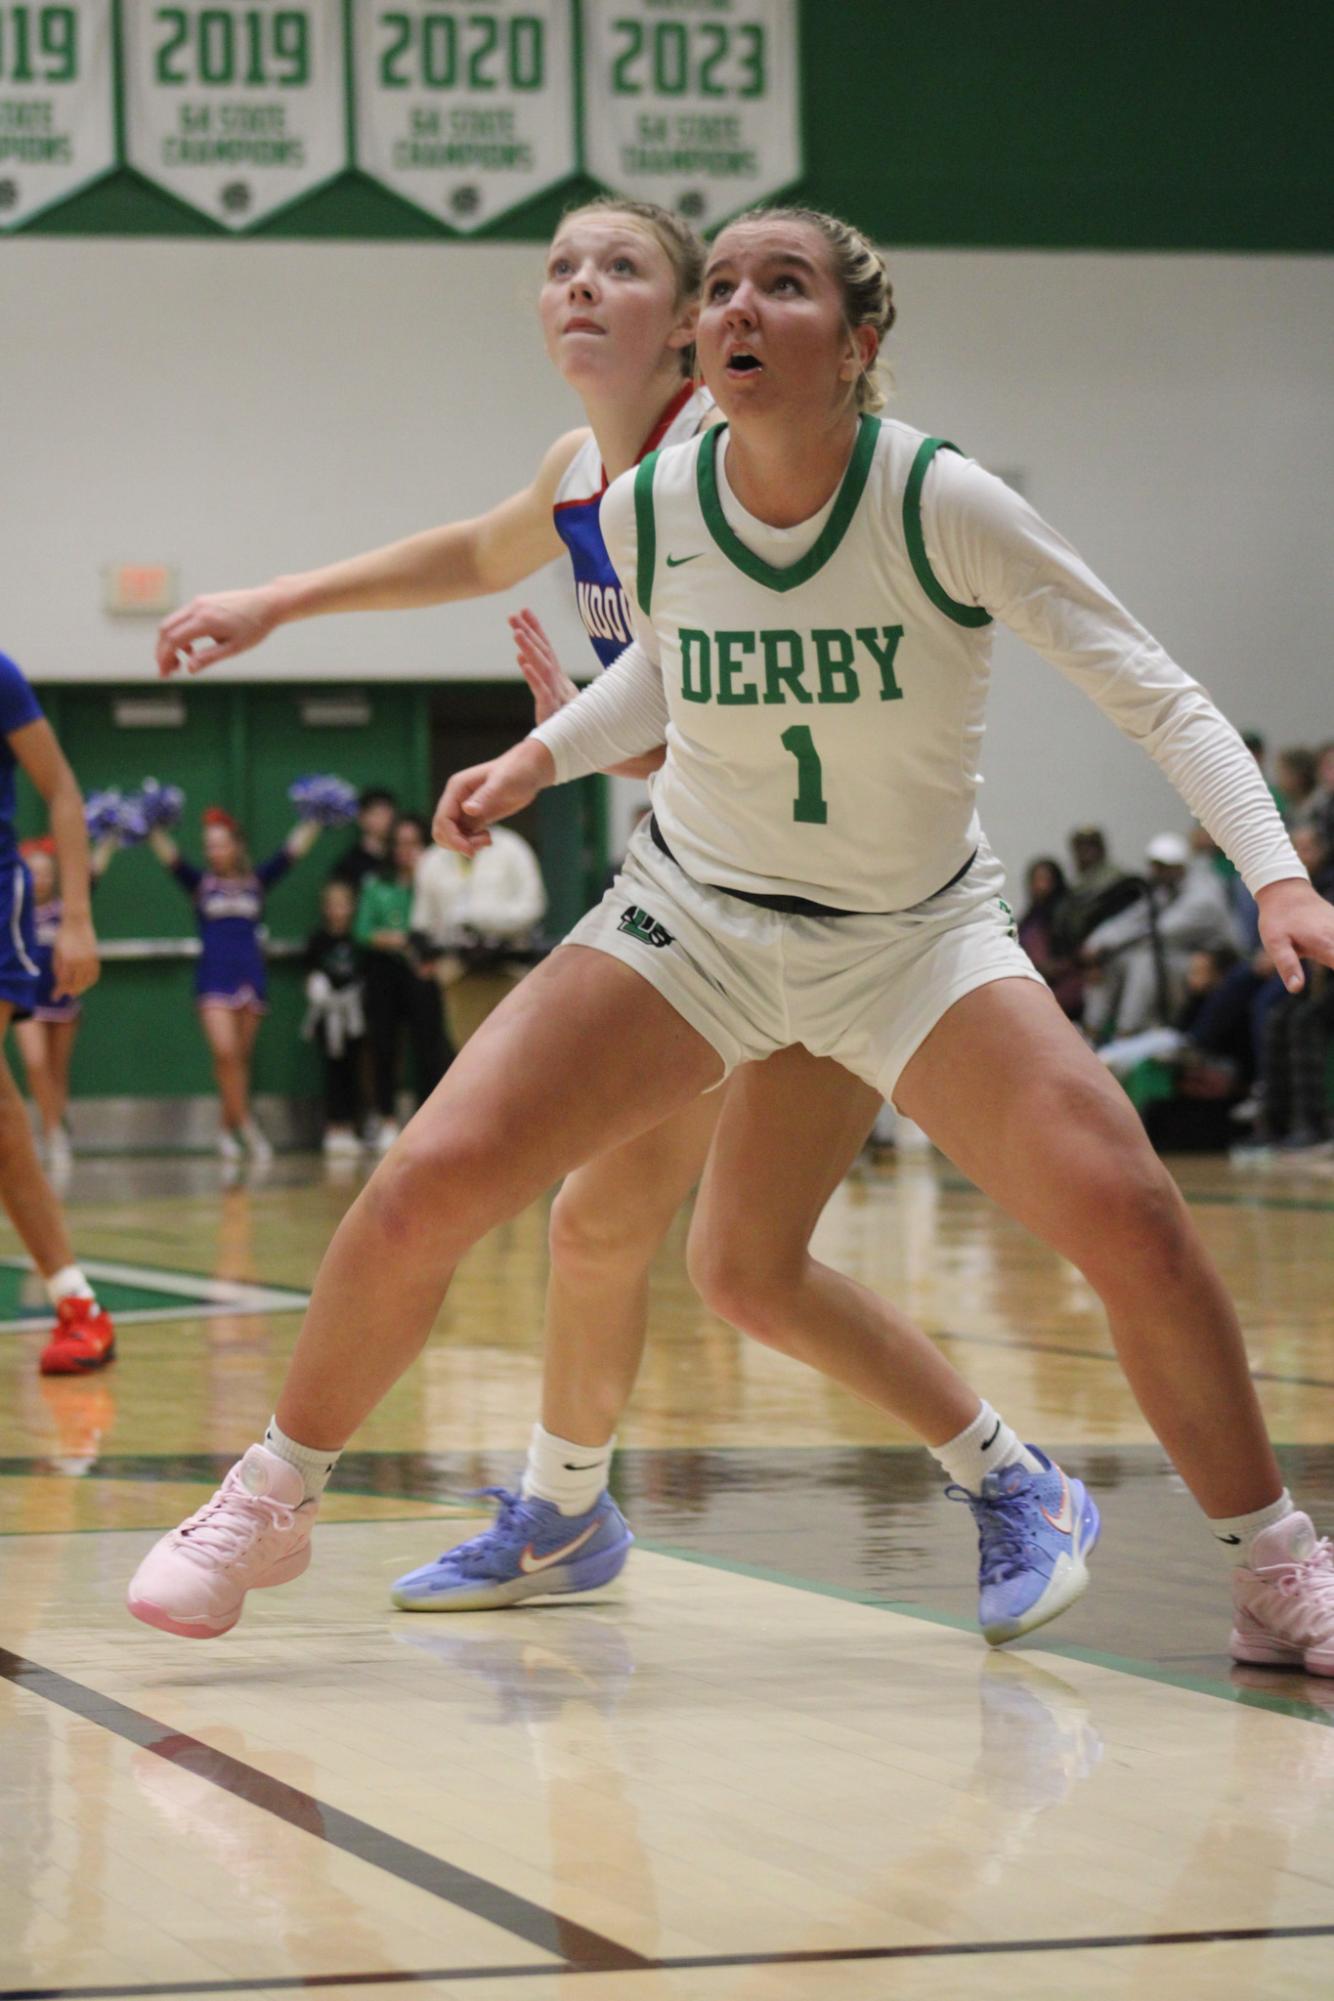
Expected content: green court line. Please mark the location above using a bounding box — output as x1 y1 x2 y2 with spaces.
634 1538 1334 1731
938 1174 1334 1215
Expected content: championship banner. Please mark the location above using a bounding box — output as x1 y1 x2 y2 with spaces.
580 0 800 230
352 0 576 234
123 0 348 230
0 0 116 230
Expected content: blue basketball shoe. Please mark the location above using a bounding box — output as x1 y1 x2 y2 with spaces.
391 1487 634 1612
948 1450 1100 1646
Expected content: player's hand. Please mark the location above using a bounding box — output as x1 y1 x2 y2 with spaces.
52 915 99 999
510 608 580 723
156 585 283 679
1256 877 1334 992
433 741 555 856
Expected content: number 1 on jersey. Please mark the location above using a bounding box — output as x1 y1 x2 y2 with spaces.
780 726 828 825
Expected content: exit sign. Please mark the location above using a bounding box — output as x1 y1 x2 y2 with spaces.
103 564 177 616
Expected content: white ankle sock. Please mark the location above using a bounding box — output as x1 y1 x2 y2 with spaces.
931 1401 1040 1492
522 1422 614 1517
46 1265 95 1307
262 1416 340 1501
1209 1489 1293 1567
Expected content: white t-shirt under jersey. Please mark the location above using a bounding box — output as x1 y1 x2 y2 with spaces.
535 418 1303 911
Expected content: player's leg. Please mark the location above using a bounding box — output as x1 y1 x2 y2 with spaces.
393 1088 722 1611
0 1007 113 1374
688 1046 980 1436
128 945 726 1636
13 1018 60 1144
896 977 1332 1672
686 1045 1094 1646
48 1018 78 1128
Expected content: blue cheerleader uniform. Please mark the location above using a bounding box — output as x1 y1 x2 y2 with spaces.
31 899 82 1024
171 850 294 1011
0 651 46 1015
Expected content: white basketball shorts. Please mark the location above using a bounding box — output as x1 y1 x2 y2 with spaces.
565 821 1045 1103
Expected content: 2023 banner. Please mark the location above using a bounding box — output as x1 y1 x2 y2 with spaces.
0 0 800 234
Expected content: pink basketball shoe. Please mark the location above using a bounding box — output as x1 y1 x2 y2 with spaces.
127 1445 317 1639
1230 1512 1334 1677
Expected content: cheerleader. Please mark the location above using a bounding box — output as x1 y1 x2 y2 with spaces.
14 832 117 1178
148 807 323 1161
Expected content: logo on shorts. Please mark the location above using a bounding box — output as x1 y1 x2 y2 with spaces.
618 905 674 949
996 896 1017 940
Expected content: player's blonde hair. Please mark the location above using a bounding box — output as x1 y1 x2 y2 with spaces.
554 196 705 378
725 204 895 412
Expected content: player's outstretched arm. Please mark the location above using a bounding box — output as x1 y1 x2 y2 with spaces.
510 607 666 781
433 741 556 858
1256 878 1334 993
9 719 98 999
156 430 587 680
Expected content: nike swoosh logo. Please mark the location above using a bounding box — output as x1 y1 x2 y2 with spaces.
1217 1533 1242 1545
980 1419 1001 1452
563 1460 603 1472
1039 1473 1075 1537
518 1521 602 1574
665 553 702 567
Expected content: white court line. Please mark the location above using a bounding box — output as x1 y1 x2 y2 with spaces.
0 1254 308 1333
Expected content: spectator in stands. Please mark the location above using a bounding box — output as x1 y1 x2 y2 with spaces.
1298 740 1334 848
413 824 548 1047
1017 857 1083 1018
303 879 368 1159
330 786 397 895
1250 823 1334 1156
1082 832 1240 1041
354 813 450 1152
1275 748 1318 829
1054 826 1136 955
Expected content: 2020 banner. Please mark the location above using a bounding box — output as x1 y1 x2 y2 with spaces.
352 1 578 234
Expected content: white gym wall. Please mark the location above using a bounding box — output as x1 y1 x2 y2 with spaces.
7 236 1331 881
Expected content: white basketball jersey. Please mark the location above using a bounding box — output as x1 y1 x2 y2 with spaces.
621 417 996 912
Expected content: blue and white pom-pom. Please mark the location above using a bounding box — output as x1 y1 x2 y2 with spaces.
289 774 358 828
138 777 184 830
84 789 126 842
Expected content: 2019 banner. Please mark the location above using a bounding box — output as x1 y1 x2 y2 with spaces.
0 0 800 235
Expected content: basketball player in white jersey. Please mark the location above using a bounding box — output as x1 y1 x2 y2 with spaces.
147 200 888 1619
131 205 1334 1672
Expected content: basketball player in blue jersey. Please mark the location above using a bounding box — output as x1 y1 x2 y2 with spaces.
143 201 890 1624
125 206 1334 1677
0 650 114 1375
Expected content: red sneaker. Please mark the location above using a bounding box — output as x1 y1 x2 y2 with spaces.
40 1297 116 1376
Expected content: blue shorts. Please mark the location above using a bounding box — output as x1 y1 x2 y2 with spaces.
0 861 40 1015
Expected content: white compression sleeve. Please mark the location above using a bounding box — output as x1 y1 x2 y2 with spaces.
531 639 670 783
923 456 1306 896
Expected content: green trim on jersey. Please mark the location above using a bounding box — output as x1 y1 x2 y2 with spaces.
903 438 993 629
695 415 880 594
634 450 661 617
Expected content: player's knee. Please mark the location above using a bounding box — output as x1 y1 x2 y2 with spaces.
357 1128 502 1260
688 1234 798 1349
1073 1148 1191 1288
548 1179 666 1279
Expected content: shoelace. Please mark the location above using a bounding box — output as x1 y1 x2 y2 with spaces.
436 1487 533 1576
946 1483 1044 1584
177 1477 296 1563
1277 1537 1334 1605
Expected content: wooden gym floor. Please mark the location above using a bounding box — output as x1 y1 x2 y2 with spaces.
2 1145 1333 2001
